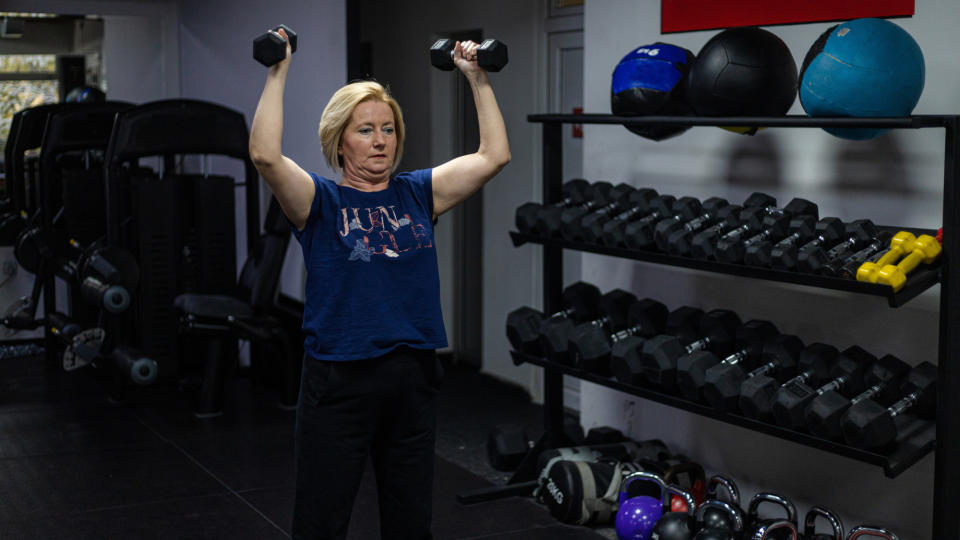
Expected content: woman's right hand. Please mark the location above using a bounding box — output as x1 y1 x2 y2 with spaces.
270 27 293 72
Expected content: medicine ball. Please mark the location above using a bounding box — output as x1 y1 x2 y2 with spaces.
686 27 797 119
611 42 696 141
799 18 925 140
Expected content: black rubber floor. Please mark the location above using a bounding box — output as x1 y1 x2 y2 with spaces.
0 346 604 539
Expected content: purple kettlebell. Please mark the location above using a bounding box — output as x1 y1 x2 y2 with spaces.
615 472 667 540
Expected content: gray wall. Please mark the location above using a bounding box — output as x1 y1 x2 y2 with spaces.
579 1 953 537
357 0 544 387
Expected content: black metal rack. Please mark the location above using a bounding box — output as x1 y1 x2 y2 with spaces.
513 113 959 537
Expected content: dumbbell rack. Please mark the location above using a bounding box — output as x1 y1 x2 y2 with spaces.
508 113 960 538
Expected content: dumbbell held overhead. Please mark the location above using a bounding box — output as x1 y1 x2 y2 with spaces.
253 24 298 67
430 38 509 72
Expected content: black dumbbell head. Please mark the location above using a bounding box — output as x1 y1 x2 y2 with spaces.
771 217 844 270
640 335 690 389
668 204 741 255
739 342 837 421
430 39 457 70
703 334 803 412
477 39 509 72
841 362 936 449
898 361 938 417
588 181 614 204
506 306 544 352
600 190 663 246
562 282 602 321
697 309 743 357
782 198 819 220
627 298 669 337
742 192 777 209
676 319 778 402
254 25 297 67
611 335 649 385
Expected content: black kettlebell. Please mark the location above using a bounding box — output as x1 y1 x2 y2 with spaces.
699 475 742 531
692 500 744 540
846 525 901 539
649 486 696 540
746 493 797 540
804 506 844 540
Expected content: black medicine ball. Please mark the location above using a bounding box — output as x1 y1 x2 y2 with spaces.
686 27 797 117
610 42 696 141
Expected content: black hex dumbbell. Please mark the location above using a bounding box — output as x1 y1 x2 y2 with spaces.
561 183 636 241
601 192 672 247
841 361 937 449
608 305 709 387
770 217 844 270
743 215 816 267
823 230 893 278
654 197 729 251
586 188 660 244
539 288 636 363
797 219 879 274
536 181 613 237
506 281 601 355
628 309 741 390
805 354 910 440
739 342 837 422
568 298 669 375
702 334 805 413
667 204 742 256
576 184 645 242
772 345 876 430
676 320 780 402
515 179 591 234
690 193 791 260
715 198 819 264
253 24 298 67
625 196 702 249
430 38 509 72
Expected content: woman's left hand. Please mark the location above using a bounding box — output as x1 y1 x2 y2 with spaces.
453 40 486 77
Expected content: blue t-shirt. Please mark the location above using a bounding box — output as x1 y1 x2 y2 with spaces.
292 169 448 361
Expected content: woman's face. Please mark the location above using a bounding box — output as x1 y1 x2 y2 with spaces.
338 100 397 180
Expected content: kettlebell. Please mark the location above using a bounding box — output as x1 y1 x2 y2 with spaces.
755 519 799 539
804 506 844 540
692 500 744 540
845 526 901 539
649 486 696 540
699 475 742 531
746 493 797 540
664 461 707 511
616 472 695 540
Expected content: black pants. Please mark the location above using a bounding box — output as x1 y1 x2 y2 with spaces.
292 346 442 540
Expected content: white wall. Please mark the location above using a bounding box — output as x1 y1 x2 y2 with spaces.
357 0 544 388
579 1 955 538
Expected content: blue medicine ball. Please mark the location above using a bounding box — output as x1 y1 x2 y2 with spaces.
800 18 925 140
611 42 695 141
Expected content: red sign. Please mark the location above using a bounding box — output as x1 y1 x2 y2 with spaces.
661 0 914 33
572 107 583 139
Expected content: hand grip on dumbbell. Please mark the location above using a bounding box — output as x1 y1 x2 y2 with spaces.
253 24 298 67
430 38 509 72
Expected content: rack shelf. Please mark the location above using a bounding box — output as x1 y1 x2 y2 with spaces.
509 226 942 308
511 351 935 478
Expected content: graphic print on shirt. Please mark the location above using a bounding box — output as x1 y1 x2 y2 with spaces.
340 204 432 262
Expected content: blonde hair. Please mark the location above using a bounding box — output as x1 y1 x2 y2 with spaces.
318 80 405 174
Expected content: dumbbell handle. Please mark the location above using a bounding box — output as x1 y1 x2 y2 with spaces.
837 245 891 279
773 230 809 249
891 235 940 273
720 349 749 367
849 383 887 407
746 361 779 380
815 374 853 396
679 212 719 234
742 227 781 248
780 368 818 389
886 390 924 418
587 201 625 220
720 223 754 243
610 206 646 224
610 324 648 343
684 337 713 355
825 236 859 259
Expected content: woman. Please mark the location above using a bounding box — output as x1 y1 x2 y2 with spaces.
249 28 510 540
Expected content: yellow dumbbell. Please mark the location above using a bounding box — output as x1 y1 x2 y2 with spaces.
856 231 917 283
876 234 941 292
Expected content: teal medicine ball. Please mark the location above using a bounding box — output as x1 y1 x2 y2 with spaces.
799 18 925 140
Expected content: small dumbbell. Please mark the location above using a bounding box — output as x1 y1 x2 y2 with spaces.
588 188 659 244
430 38 509 72
702 334 804 413
856 231 918 283
716 211 797 264
621 308 741 389
823 231 893 278
696 198 818 261
253 24 298 67
677 192 779 255
804 354 910 440
625 196 702 249
771 217 844 270
797 219 879 274
666 204 742 256
744 215 816 267
515 179 590 234
505 281 601 354
601 192 673 246
739 342 837 422
676 320 779 402
569 298 669 375
560 182 635 240
841 361 937 449
575 184 642 242
875 234 941 292
804 506 845 540
538 288 636 363
536 181 613 236
773 345 876 431
654 196 729 251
